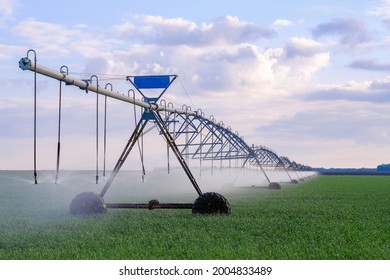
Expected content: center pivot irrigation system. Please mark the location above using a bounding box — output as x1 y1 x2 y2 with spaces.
19 50 313 215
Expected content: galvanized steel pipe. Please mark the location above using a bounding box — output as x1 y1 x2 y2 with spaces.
19 57 199 118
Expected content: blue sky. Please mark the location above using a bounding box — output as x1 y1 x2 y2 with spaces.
1 0 390 169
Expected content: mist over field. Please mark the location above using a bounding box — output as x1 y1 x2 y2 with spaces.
0 168 282 227
0 168 312 213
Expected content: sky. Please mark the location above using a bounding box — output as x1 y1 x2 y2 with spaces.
1 0 390 170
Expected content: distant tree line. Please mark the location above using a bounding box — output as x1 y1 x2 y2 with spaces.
377 163 390 172
313 164 390 175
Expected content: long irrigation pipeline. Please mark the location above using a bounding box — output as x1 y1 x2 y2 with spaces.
19 54 304 183
18 51 313 214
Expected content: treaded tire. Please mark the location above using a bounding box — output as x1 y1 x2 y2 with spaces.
69 192 107 215
192 192 231 215
148 199 160 210
268 182 282 189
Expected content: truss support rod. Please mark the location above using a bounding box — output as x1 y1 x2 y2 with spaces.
254 161 271 184
153 111 203 196
100 118 148 198
274 164 293 181
100 111 203 198
283 165 293 181
242 156 271 184
294 169 301 180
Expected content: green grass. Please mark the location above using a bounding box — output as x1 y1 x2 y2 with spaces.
1 173 390 259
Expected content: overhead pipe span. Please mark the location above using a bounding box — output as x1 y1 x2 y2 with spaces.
18 56 258 156
18 57 202 119
18 55 311 178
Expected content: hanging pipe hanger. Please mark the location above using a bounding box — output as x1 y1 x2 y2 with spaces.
160 99 171 174
90 75 99 184
54 65 69 184
27 49 38 184
103 83 112 180
130 89 146 182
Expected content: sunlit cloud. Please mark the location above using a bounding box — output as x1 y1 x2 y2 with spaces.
272 19 294 27
0 0 18 25
115 15 275 46
368 0 390 16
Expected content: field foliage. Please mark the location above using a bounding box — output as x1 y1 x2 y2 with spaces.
0 172 389 259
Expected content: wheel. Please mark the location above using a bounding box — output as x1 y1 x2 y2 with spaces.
69 192 107 215
148 199 160 210
268 182 282 189
192 192 231 215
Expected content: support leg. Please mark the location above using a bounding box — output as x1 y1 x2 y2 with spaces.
242 157 271 184
275 163 293 181
153 111 203 196
100 118 148 197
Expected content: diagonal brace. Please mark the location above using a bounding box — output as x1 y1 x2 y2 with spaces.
152 110 203 196
100 118 148 197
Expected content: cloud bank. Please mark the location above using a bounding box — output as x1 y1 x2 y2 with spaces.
3 7 390 169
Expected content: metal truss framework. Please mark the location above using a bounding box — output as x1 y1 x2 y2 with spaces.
19 53 312 198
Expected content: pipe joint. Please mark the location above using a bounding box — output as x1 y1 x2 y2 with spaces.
19 57 32 71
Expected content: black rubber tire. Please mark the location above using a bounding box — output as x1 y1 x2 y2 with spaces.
268 182 282 189
192 192 231 215
148 199 160 210
69 192 107 215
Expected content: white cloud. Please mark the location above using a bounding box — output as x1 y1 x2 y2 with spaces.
10 18 119 58
84 35 329 103
284 37 325 58
115 15 275 46
0 0 18 23
8 12 390 169
277 37 330 81
253 99 390 168
306 76 390 103
10 15 325 98
272 19 294 27
0 43 25 59
12 18 83 55
368 0 390 16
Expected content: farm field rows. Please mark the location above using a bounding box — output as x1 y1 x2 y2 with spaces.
0 171 389 259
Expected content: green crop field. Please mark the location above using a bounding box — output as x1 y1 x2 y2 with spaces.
0 172 389 260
